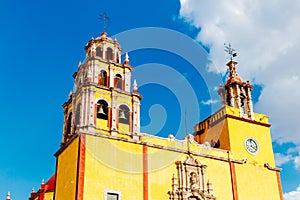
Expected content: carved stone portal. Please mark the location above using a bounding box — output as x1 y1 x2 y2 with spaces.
168 156 216 200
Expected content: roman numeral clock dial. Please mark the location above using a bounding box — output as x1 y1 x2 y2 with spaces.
244 137 259 155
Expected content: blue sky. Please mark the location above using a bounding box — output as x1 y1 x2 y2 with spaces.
1 0 300 199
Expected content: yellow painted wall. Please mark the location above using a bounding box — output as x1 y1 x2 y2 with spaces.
44 192 54 200
78 133 279 200
55 104 280 200
227 117 275 166
235 163 280 199
83 135 143 200
55 137 79 200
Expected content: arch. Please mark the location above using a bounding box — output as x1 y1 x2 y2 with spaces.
107 47 113 60
188 196 201 200
65 112 72 141
240 93 246 114
96 46 103 57
114 74 122 89
99 70 108 87
75 104 81 127
97 100 108 120
118 104 130 124
116 52 120 63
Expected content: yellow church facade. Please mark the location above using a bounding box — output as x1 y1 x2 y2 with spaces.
28 30 283 200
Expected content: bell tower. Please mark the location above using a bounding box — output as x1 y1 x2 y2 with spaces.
218 61 254 120
61 31 142 145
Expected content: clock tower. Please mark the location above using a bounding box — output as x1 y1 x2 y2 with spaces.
194 58 283 199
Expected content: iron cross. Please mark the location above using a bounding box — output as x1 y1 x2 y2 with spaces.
99 13 112 32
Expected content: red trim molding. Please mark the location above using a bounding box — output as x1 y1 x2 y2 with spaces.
226 114 271 127
143 145 149 200
77 134 86 200
276 171 284 200
230 162 239 200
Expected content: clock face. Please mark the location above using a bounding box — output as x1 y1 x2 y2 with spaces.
244 137 259 155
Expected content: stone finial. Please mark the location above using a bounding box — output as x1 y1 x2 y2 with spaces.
68 90 73 98
78 61 82 67
124 52 129 65
91 43 97 57
172 174 178 191
31 188 35 193
207 179 213 196
133 79 138 93
6 192 11 200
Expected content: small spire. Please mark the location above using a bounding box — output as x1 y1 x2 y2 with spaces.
124 52 129 65
133 79 138 93
6 192 11 200
69 90 73 97
41 179 45 184
207 179 213 196
78 61 82 67
172 173 178 191
31 188 35 193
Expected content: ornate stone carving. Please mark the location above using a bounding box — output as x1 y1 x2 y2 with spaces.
168 156 216 200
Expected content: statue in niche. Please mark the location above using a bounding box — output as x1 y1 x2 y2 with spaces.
190 172 199 190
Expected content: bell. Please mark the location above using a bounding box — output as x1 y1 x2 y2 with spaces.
119 109 127 120
97 105 106 115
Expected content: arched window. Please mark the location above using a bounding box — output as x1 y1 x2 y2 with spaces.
107 47 113 60
65 112 72 140
240 94 246 114
118 105 130 124
99 70 108 87
97 100 108 120
96 46 103 57
116 52 120 63
188 196 200 200
75 104 81 127
114 74 122 89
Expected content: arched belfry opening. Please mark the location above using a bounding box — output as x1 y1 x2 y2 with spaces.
99 70 108 87
107 47 113 60
118 105 130 124
97 100 108 120
114 74 122 90
96 46 103 58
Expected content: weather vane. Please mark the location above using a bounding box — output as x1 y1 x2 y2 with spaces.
224 43 237 61
98 13 112 33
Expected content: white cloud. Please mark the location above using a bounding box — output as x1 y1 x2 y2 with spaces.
295 156 300 170
284 185 300 200
274 153 293 166
179 0 300 154
201 99 218 105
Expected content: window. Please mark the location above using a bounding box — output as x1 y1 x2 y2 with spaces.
118 105 129 124
99 70 108 87
105 190 121 200
97 100 108 120
64 112 72 142
107 47 113 60
107 193 119 200
114 74 122 89
75 104 81 126
240 94 246 114
116 52 120 63
188 197 199 200
96 46 103 57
